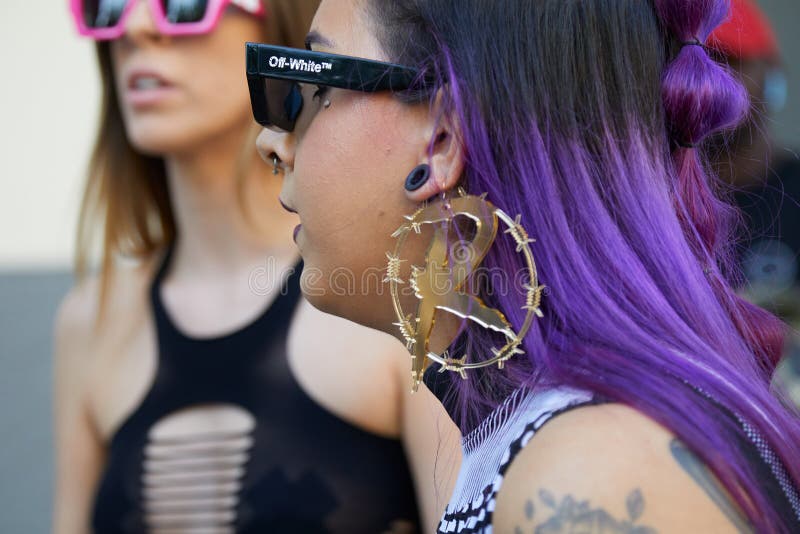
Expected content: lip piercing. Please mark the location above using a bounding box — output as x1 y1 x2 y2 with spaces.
272 155 281 175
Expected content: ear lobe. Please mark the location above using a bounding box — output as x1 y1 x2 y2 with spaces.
405 122 466 203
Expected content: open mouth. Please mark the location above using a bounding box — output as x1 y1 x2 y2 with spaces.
128 71 172 90
124 69 177 107
131 77 168 90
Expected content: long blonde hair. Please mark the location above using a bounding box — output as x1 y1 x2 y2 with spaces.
75 0 319 300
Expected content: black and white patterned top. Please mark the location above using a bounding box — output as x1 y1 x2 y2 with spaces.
436 385 800 533
436 386 601 533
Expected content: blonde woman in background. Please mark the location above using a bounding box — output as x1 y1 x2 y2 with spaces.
54 1 459 532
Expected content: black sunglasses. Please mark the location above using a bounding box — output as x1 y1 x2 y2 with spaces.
246 43 423 132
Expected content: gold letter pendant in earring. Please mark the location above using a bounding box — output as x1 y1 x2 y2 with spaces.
386 189 545 392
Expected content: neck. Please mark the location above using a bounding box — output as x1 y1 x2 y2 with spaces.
164 126 298 279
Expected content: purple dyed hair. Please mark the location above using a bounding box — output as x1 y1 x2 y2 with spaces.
368 0 800 531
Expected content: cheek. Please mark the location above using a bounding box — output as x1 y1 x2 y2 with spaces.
188 16 263 111
186 67 251 124
113 18 262 151
168 44 254 130
303 94 406 173
294 96 420 276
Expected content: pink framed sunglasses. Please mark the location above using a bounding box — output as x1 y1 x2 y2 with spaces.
69 0 265 40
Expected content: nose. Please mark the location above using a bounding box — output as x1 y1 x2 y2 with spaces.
256 127 295 174
122 0 161 45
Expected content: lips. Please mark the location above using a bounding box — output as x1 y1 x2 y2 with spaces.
127 69 172 90
124 68 177 107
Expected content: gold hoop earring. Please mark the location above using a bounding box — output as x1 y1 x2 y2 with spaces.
385 188 545 392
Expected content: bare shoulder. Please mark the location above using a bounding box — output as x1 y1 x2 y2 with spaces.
54 257 156 369
288 299 407 436
493 403 750 533
54 276 101 364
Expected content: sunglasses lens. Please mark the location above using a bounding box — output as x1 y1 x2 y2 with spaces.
161 0 210 23
263 79 304 131
82 0 127 28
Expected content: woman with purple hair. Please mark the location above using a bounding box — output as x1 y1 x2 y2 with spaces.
251 0 800 531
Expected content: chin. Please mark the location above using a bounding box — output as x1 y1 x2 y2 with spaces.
125 127 192 156
123 112 212 155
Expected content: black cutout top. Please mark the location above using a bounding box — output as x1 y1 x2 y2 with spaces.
91 248 420 533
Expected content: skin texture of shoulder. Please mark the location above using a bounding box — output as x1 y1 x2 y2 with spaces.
288 298 406 438
53 259 156 534
492 403 751 534
288 299 463 531
53 280 101 534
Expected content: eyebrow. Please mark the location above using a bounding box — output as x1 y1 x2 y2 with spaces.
304 30 335 51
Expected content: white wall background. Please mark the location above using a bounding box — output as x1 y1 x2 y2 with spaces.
0 1 99 270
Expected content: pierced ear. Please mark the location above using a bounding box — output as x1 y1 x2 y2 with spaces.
404 111 465 202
